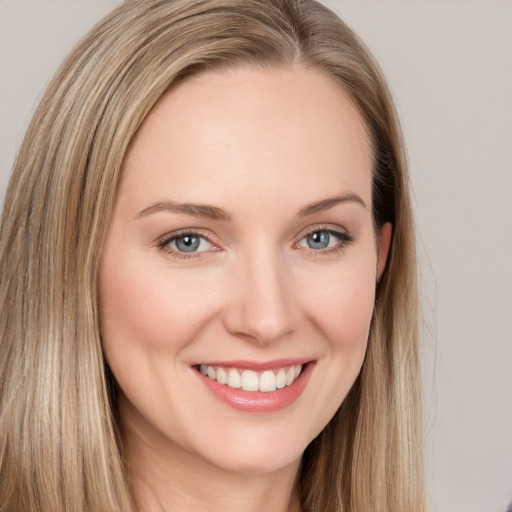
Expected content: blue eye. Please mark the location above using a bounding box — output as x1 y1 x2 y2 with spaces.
306 231 331 249
163 233 213 254
299 229 351 251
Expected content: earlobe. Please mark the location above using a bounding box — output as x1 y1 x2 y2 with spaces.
377 222 392 280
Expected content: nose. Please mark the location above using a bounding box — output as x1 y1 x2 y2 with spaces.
222 249 298 345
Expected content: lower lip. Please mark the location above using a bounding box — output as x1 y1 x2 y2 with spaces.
194 362 315 413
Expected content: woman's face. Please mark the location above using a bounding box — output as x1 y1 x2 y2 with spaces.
99 64 390 475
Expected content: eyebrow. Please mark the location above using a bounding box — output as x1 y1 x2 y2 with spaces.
135 192 366 221
297 192 367 216
136 201 232 221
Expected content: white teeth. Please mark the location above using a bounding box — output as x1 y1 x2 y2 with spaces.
275 369 286 389
227 368 242 388
241 370 259 391
199 363 305 392
259 370 276 392
286 367 295 386
216 367 228 385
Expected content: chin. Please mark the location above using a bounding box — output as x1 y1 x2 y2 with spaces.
207 447 303 476
184 425 309 476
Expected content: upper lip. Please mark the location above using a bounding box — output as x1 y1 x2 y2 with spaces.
192 358 313 371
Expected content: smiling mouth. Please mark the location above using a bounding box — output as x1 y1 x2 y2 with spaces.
196 364 303 393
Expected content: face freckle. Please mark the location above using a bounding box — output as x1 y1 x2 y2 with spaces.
98 64 390 478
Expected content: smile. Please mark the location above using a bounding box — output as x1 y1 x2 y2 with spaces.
199 364 302 392
193 360 315 413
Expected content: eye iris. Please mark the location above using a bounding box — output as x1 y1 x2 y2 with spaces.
307 231 330 249
175 235 200 252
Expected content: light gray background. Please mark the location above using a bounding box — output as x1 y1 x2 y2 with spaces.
1 1 511 511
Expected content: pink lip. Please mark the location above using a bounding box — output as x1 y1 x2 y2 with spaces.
193 360 315 413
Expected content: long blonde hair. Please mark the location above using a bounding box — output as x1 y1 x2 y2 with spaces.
0 1 425 510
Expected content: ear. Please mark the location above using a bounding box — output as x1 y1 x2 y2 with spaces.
376 222 392 280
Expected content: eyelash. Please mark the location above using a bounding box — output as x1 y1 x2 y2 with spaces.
157 229 217 260
157 225 354 260
295 225 354 256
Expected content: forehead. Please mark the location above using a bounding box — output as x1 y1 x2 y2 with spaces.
119 64 372 212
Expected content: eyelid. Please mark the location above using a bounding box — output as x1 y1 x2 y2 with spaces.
156 228 221 258
155 223 353 260
294 223 351 241
293 224 354 252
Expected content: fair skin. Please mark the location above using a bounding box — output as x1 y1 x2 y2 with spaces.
99 64 391 512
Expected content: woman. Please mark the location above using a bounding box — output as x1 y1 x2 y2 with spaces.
0 0 425 511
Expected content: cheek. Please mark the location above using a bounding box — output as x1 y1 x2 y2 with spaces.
287 252 377 435
98 253 220 365
300 258 377 351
